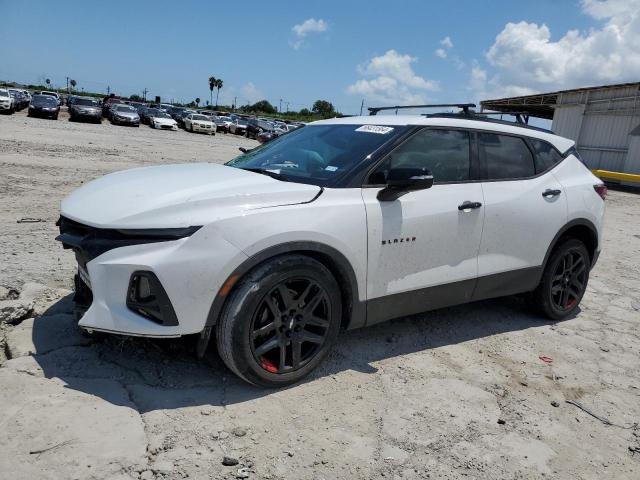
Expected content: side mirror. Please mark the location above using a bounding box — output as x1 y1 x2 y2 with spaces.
377 167 434 201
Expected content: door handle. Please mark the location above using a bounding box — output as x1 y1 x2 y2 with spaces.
458 201 482 211
542 189 562 198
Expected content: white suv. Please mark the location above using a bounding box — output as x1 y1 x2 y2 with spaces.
0 88 14 113
57 106 606 387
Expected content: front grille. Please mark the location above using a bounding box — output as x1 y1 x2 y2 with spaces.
56 216 201 266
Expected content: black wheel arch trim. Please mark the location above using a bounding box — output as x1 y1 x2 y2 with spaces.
204 241 365 331
541 218 599 275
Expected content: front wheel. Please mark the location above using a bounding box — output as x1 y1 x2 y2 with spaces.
216 255 342 387
531 238 591 320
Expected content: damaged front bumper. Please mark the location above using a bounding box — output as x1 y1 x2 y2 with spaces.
56 216 246 337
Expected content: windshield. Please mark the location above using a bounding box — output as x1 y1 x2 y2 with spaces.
226 124 403 186
156 113 172 119
115 105 136 113
192 114 209 121
76 98 99 106
0 90 8 98
32 96 57 106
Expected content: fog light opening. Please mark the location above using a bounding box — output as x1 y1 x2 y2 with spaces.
127 271 179 326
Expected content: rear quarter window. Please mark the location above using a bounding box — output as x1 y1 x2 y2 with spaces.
530 138 564 173
479 133 535 180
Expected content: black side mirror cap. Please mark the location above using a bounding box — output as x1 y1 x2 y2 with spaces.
377 167 434 201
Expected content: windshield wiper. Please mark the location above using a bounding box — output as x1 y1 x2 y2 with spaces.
241 167 290 182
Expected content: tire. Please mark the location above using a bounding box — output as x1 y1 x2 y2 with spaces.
531 238 591 321
54 114 58 120
216 254 342 387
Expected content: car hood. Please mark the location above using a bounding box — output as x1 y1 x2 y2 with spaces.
74 105 100 111
114 111 139 118
153 117 176 124
60 163 321 229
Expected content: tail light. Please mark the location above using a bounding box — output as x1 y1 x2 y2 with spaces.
594 184 607 200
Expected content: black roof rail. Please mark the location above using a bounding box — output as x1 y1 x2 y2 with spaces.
426 111 553 134
368 103 476 116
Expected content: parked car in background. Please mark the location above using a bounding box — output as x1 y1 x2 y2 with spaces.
214 116 233 133
150 111 178 130
28 94 60 119
109 104 140 126
37 91 61 104
229 118 248 135
0 88 15 113
184 113 215 134
134 103 148 115
102 97 124 117
159 103 174 113
246 118 275 139
69 97 102 123
8 89 28 110
140 107 160 125
176 109 196 128
170 107 187 122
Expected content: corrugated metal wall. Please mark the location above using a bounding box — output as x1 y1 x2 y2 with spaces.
552 84 640 175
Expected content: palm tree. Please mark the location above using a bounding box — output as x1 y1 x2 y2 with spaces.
215 79 223 107
70 79 77 91
208 76 216 107
45 78 51 88
195 97 200 107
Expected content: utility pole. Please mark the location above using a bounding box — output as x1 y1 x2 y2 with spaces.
142 87 148 102
279 98 282 113
107 85 110 95
233 96 237 112
285 101 290 113
66 76 69 93
360 99 365 116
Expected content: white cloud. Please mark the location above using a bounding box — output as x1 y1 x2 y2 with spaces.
347 50 439 104
440 36 454 49
435 48 447 59
291 18 328 49
241 82 263 104
483 0 640 96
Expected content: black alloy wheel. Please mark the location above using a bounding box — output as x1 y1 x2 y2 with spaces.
216 254 341 387
250 277 331 374
532 238 591 320
550 250 587 311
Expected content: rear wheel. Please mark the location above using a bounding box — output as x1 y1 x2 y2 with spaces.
216 255 341 387
532 238 590 320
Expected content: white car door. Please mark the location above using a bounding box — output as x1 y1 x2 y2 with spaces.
362 128 484 325
474 132 567 300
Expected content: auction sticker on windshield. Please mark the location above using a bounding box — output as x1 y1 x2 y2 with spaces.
355 125 394 134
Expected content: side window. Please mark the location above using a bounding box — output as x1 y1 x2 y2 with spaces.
479 133 535 180
530 138 563 173
370 129 470 184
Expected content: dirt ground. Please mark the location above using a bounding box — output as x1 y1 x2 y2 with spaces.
1 109 639 480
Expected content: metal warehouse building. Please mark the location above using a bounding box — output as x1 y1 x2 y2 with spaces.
481 82 640 182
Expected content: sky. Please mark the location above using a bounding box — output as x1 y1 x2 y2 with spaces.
1 0 639 115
